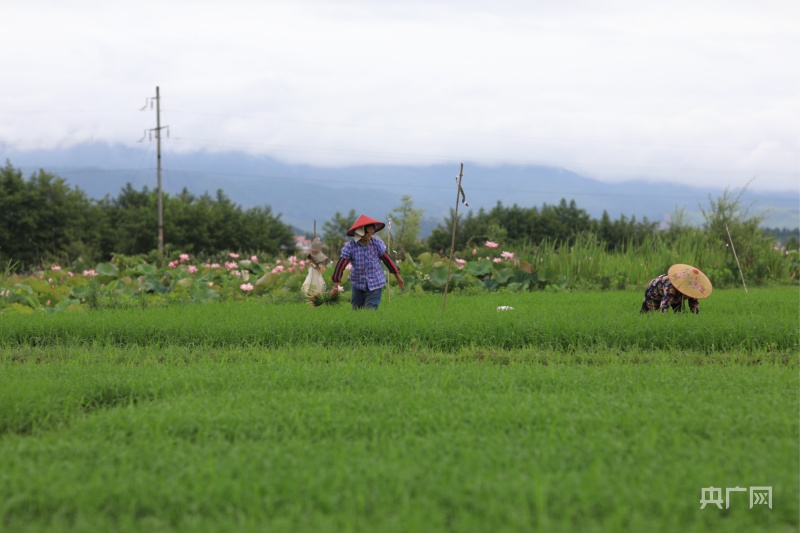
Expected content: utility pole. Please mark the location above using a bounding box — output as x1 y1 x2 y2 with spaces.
155 86 164 256
141 86 169 257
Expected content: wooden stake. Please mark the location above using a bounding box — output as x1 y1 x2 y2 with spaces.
725 223 748 292
442 163 464 316
386 218 392 303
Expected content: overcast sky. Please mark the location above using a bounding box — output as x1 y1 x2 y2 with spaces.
1 0 798 192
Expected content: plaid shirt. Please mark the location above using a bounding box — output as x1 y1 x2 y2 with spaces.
331 236 399 291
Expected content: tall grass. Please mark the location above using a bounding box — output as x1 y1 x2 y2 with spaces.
515 232 796 289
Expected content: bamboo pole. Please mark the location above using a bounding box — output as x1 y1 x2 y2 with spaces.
442 163 464 316
385 216 392 303
725 223 748 292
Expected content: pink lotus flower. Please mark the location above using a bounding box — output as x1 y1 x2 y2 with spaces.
232 270 242 278
472 248 477 254
240 283 254 291
485 240 499 249
168 261 178 268
68 272 74 277
51 265 61 270
229 253 240 259
83 269 97 278
188 265 198 274
250 255 258 262
501 251 515 260
46 300 51 306
455 258 466 267
225 261 238 270
493 258 503 263
210 263 221 269
179 253 190 262
271 265 285 273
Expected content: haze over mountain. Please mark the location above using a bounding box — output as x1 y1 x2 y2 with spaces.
4 142 798 235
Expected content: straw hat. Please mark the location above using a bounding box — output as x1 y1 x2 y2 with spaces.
307 237 328 265
667 264 713 299
346 214 385 237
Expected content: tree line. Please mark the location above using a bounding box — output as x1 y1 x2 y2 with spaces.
325 191 790 278
319 197 660 259
424 198 659 253
2 162 791 272
0 163 295 268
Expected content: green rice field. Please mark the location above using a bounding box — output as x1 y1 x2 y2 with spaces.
1 288 798 532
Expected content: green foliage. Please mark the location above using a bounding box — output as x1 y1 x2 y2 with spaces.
100 185 295 258
2 161 796 294
700 181 773 273
387 194 424 258
3 229 797 316
321 208 357 259
0 162 295 268
427 199 658 252
0 161 101 268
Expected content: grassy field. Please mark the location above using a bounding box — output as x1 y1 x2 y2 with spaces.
1 288 798 532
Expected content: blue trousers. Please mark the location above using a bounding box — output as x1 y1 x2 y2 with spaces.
351 287 383 310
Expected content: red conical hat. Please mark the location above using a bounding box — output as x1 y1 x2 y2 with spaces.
668 264 713 299
346 214 386 236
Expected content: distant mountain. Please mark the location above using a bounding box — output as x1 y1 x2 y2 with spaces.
3 142 798 234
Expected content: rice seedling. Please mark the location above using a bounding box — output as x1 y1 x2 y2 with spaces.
1 288 796 354
305 290 341 307
0 288 797 532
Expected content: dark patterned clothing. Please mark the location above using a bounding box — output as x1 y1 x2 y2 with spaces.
331 236 400 291
641 274 699 314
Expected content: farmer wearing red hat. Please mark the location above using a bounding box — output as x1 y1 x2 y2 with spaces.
330 214 404 310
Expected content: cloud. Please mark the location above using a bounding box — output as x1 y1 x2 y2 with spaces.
1 0 797 192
